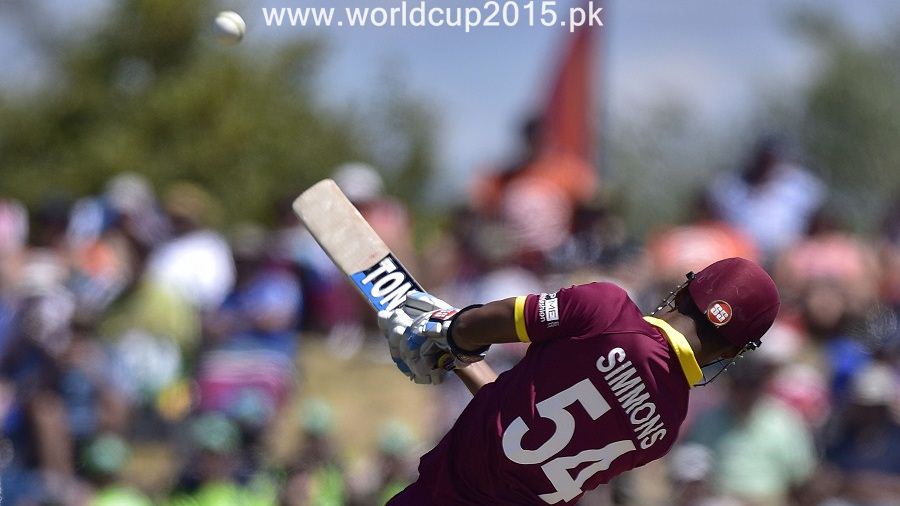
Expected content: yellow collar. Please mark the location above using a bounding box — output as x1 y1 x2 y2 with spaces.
643 316 703 388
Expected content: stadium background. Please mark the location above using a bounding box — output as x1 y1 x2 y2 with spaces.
2 0 900 504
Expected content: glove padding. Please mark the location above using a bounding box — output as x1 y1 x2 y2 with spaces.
377 291 458 385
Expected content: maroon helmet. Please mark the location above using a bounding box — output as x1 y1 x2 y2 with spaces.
687 257 780 349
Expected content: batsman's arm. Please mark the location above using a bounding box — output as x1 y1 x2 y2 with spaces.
390 292 520 393
453 298 518 395
452 283 610 348
446 298 518 395
453 362 498 395
452 298 521 350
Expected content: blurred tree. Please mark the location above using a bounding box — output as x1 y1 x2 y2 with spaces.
362 70 436 213
606 11 900 235
788 11 900 227
0 0 435 222
606 101 740 235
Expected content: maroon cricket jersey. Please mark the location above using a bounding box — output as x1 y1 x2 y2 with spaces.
389 282 704 505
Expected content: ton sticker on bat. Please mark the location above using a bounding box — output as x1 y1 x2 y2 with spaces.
351 255 421 311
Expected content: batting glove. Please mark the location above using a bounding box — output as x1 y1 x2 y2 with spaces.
378 291 489 384
405 291 490 366
378 305 450 385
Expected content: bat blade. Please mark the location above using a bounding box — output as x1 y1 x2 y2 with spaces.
293 179 421 312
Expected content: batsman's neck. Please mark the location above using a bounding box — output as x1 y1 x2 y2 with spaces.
657 311 720 366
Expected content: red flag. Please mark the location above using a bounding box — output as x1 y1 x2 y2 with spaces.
539 1 598 163
470 1 601 214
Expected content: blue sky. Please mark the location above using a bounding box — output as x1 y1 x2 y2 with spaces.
2 0 898 191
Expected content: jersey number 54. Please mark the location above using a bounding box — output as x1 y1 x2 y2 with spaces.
501 379 636 504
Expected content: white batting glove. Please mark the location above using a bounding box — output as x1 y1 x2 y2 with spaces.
377 306 451 385
378 291 489 384
403 291 455 316
404 291 489 367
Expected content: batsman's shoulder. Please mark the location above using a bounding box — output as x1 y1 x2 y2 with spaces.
564 280 632 305
558 281 636 331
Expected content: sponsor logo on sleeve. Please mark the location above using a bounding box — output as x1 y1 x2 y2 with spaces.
350 254 422 312
537 292 560 328
546 298 559 321
706 300 733 327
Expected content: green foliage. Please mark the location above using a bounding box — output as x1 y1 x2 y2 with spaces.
788 11 900 226
606 102 740 236
349 69 437 213
0 0 434 223
607 11 900 234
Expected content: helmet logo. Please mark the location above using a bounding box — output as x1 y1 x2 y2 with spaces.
706 300 732 327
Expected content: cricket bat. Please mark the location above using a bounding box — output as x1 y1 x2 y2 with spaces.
294 180 493 388
292 178 423 315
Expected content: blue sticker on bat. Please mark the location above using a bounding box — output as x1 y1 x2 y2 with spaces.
350 254 422 312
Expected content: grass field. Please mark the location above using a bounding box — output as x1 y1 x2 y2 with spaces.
275 336 437 462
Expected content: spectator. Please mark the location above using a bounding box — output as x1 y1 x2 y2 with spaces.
0 256 82 504
0 198 28 257
197 223 301 431
283 399 346 506
666 443 741 506
471 116 598 261
551 201 637 274
67 173 169 322
762 323 832 428
648 193 759 286
799 279 873 403
686 355 816 506
145 181 235 311
776 207 881 316
169 413 277 505
818 362 900 504
370 421 419 505
97 183 232 424
708 137 826 258
83 434 153 506
878 198 900 311
0 199 27 352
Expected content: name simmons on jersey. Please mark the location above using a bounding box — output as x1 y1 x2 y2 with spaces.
595 348 667 450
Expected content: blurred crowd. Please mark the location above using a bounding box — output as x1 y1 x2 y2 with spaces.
2 129 900 506
0 167 422 505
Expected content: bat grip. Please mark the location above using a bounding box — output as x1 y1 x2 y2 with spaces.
436 351 466 379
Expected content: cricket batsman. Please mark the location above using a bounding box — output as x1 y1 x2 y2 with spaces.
377 257 780 505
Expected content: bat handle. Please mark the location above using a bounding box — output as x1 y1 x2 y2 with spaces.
436 352 457 372
436 351 467 379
